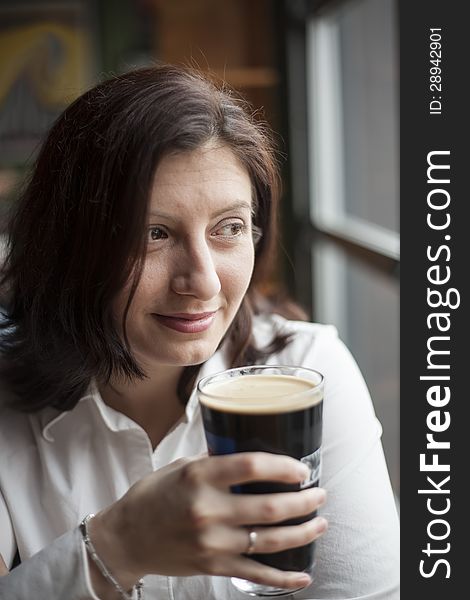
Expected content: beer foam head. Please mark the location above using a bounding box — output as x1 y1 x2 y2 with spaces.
199 373 323 414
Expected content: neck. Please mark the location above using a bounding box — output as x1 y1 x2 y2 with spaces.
99 365 185 449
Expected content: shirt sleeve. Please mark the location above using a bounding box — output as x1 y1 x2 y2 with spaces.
293 325 400 599
0 488 15 568
0 497 100 600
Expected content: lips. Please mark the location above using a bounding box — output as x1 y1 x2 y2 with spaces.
152 311 218 333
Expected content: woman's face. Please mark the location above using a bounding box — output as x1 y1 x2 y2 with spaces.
114 143 255 373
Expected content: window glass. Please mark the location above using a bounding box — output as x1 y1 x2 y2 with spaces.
308 0 399 235
313 241 400 494
339 0 399 232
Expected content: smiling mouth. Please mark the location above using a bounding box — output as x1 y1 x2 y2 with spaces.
152 311 218 333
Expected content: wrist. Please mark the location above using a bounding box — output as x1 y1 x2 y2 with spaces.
84 509 144 594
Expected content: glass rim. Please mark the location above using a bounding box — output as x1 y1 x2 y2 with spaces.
197 364 324 402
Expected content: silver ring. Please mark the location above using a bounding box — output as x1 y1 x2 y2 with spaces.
246 528 257 555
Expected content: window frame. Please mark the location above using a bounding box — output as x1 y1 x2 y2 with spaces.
283 0 400 318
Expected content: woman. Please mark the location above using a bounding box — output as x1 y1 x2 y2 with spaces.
0 65 399 599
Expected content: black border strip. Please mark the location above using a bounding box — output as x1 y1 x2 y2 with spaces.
400 1 466 596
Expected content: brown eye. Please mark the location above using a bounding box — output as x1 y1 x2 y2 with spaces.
148 227 168 241
214 222 245 237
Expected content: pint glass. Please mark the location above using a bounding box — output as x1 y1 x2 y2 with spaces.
197 365 324 597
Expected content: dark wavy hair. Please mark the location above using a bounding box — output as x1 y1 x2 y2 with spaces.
0 64 303 412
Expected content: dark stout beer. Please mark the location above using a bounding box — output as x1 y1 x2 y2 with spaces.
198 369 323 574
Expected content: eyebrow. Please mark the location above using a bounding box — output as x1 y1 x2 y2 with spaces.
148 200 253 221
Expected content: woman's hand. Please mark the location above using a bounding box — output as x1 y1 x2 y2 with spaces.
88 453 328 595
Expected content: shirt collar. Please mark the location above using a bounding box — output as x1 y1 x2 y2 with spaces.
41 344 230 441
40 390 95 442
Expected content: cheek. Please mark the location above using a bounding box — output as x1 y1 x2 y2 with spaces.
137 263 167 297
220 247 255 302
113 262 167 321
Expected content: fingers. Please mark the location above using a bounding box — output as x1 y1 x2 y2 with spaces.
238 517 328 555
177 455 326 527
193 452 310 487
229 486 327 526
197 518 328 591
207 554 313 591
230 517 328 555
188 516 327 558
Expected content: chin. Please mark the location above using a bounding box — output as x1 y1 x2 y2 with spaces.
179 341 221 366
146 338 223 369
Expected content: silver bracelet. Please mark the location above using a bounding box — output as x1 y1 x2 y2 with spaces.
80 513 144 600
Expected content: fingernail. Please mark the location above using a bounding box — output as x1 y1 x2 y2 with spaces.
314 516 328 533
297 573 312 586
315 488 327 506
297 463 310 479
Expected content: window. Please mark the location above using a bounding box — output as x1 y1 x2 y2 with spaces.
284 0 400 494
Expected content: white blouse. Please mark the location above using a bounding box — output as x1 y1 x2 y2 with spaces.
0 315 399 599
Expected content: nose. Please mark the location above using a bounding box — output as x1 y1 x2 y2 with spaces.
171 236 221 301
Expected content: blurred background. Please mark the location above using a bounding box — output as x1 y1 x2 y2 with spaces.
0 0 399 496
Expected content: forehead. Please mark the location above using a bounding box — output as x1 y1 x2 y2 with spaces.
149 143 253 214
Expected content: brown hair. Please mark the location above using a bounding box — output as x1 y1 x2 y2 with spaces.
0 65 300 412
